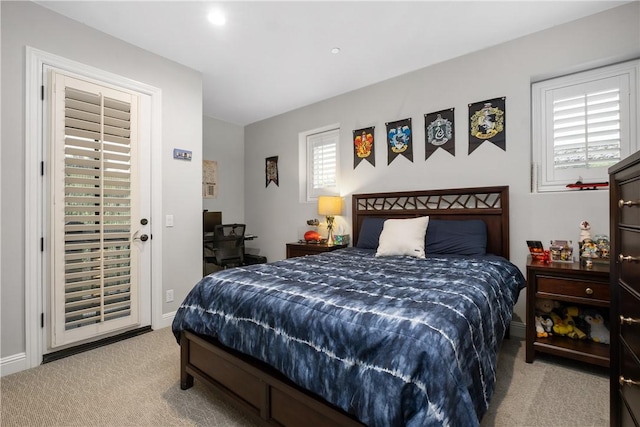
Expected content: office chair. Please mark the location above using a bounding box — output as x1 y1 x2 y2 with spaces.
206 223 246 270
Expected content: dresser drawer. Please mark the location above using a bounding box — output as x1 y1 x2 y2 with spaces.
620 343 640 424
619 178 640 225
620 229 640 294
537 276 610 301
620 285 640 358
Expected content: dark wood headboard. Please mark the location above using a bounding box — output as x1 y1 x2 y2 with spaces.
352 186 510 259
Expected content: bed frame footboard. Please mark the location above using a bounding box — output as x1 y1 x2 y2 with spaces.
180 330 364 427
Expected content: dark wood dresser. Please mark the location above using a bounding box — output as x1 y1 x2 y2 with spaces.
609 150 640 427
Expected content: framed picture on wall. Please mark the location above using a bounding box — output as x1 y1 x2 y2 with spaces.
203 160 218 198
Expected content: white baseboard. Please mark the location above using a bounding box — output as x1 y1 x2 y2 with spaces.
510 320 526 339
157 311 176 330
1 352 27 377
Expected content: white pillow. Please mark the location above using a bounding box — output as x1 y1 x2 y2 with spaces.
375 216 430 258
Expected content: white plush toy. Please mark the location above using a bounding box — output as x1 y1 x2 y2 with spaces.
584 312 610 344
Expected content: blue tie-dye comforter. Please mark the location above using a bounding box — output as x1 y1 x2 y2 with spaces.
172 248 525 426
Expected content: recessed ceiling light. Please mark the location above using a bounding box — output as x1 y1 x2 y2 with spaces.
207 10 226 26
330 47 341 54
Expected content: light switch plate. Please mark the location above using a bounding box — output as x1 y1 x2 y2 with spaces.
165 215 174 227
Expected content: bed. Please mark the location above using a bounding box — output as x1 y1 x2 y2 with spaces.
172 186 525 426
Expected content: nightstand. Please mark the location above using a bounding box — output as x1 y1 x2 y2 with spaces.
525 256 610 367
286 242 347 259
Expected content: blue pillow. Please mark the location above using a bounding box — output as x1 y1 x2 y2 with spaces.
356 217 386 249
425 219 487 255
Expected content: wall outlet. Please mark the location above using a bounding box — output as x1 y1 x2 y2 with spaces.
166 289 174 303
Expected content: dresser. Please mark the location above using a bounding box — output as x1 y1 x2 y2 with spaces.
609 150 640 427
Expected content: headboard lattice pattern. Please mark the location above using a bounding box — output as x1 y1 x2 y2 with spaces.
352 186 510 258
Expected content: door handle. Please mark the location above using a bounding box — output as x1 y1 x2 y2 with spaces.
133 231 149 242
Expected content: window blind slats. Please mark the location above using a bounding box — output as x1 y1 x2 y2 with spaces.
58 79 136 334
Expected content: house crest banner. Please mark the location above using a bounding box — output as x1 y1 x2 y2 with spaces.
386 118 413 165
468 97 506 154
424 108 455 160
353 126 375 168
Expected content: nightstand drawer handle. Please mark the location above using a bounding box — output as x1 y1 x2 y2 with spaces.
585 287 594 295
619 376 640 387
620 315 640 326
618 199 640 208
619 254 640 263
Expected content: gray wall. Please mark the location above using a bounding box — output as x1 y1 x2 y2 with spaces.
1 2 203 359
202 116 245 227
243 3 640 325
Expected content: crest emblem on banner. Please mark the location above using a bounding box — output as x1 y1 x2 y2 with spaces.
353 127 375 168
386 118 413 164
424 108 455 160
468 97 506 154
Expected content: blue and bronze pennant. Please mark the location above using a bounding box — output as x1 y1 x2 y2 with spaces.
353 126 375 168
424 108 455 160
265 155 278 187
468 97 506 154
386 118 413 165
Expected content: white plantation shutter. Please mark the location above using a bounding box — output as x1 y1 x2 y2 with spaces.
307 128 339 199
533 60 638 192
51 72 140 347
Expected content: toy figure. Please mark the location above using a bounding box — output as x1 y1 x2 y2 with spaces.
579 220 592 242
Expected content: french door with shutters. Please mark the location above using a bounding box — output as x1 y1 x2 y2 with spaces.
49 70 149 348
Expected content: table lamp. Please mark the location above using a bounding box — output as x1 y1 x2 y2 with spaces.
317 196 342 246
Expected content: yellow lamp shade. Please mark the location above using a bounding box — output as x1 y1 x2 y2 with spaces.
317 196 342 216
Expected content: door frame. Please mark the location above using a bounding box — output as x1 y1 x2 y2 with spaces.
25 47 164 369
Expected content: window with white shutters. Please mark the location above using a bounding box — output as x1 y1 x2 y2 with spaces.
532 60 638 192
306 128 339 200
51 71 140 347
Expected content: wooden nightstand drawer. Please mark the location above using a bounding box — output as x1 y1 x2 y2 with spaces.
538 276 610 302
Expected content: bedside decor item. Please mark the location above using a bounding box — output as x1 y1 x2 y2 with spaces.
549 240 573 262
526 240 545 261
317 195 342 246
303 230 322 243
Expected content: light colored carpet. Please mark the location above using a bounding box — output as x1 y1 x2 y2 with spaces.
1 327 609 426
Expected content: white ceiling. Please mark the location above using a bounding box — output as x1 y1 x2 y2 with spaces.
36 1 629 126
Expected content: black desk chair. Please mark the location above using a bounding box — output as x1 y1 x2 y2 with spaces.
204 223 246 271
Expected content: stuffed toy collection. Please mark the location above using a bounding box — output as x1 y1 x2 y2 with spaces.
534 298 610 344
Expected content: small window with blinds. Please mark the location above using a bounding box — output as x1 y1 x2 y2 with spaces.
533 60 638 192
306 128 340 200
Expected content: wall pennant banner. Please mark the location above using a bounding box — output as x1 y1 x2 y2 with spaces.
468 97 506 154
424 108 455 160
265 156 279 187
386 118 413 165
353 126 375 168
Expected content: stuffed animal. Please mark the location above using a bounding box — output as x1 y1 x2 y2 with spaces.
540 315 554 335
548 311 574 336
584 312 610 344
562 311 587 340
535 315 550 338
535 298 560 314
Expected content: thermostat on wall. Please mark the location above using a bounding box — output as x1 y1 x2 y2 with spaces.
173 148 192 161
